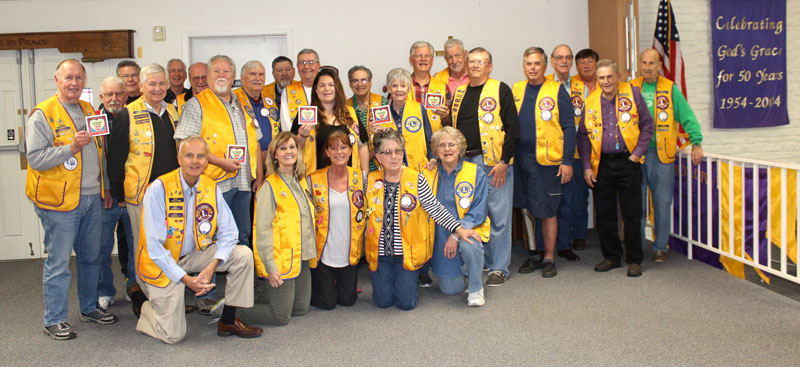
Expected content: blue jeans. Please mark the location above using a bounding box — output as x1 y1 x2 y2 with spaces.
437 238 485 295
466 155 513 276
641 148 674 252
222 188 252 247
35 194 102 326
370 256 419 310
99 200 134 298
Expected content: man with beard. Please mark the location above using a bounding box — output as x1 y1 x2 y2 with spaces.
174 55 264 314
175 62 208 112
165 59 189 104
265 56 295 110
96 76 135 311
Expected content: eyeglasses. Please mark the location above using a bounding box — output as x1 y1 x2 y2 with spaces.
468 60 489 66
190 76 207 82
377 149 404 156
298 60 318 66
438 142 458 149
101 92 125 98
350 78 369 85
553 55 573 61
120 73 139 80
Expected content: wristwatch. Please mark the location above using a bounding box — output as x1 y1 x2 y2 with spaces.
692 143 702 148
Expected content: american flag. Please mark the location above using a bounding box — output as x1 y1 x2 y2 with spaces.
653 0 690 147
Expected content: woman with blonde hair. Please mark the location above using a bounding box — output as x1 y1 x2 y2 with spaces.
237 132 316 326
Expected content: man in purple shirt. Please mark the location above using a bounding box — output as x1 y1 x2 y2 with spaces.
576 59 653 277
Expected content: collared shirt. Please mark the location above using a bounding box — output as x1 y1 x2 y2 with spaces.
174 93 262 193
432 159 488 277
446 72 470 99
279 84 312 132
165 87 189 104
141 168 238 283
253 173 317 274
577 86 654 170
414 74 454 127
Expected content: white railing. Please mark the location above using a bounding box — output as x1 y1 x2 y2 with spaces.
669 151 800 284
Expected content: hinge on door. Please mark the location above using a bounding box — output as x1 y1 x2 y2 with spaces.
29 242 34 256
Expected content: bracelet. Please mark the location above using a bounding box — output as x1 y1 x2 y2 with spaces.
450 234 460 241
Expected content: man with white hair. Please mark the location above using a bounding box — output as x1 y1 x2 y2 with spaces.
108 63 181 315
26 59 118 340
408 41 447 130
232 60 280 164
96 76 135 311
434 38 470 100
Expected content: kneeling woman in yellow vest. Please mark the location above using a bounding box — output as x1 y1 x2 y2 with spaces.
366 129 482 310
238 132 316 326
308 130 365 309
424 127 491 307
291 68 369 174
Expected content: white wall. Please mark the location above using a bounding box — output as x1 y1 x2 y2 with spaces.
639 0 800 164
0 0 589 98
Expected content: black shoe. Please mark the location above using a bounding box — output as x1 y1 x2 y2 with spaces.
627 264 642 277
594 259 622 272
557 249 580 261
518 257 541 274
573 238 586 250
541 262 557 278
418 272 433 288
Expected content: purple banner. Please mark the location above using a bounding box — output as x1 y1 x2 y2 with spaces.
711 0 788 128
669 157 771 273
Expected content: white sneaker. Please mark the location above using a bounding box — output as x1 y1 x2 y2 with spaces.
467 288 485 307
98 296 114 311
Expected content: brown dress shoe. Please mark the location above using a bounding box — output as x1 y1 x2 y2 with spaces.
653 250 667 263
126 284 143 318
557 249 581 261
572 238 586 250
627 264 642 277
185 305 196 314
217 318 263 338
594 259 621 272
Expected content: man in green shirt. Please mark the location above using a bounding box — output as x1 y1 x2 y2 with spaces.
632 48 704 263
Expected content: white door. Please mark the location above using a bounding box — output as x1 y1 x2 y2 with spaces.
189 34 288 86
0 50 42 260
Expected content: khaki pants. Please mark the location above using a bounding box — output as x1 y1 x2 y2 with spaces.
126 203 143 256
136 245 254 344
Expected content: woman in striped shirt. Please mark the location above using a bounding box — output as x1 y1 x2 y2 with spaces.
364 129 481 310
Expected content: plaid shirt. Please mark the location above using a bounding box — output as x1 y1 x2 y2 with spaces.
174 94 262 192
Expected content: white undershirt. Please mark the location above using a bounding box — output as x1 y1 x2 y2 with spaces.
319 188 351 268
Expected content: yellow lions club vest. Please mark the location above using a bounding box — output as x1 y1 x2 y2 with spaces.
25 95 104 211
232 87 281 142
123 97 179 205
175 92 190 115
285 81 311 122
194 88 259 183
512 80 565 166
569 75 600 160
407 76 446 132
422 162 491 243
253 173 315 280
302 106 362 173
364 168 431 272
308 166 365 268
137 169 218 287
451 79 508 167
631 76 678 163
382 100 428 170
583 83 643 176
